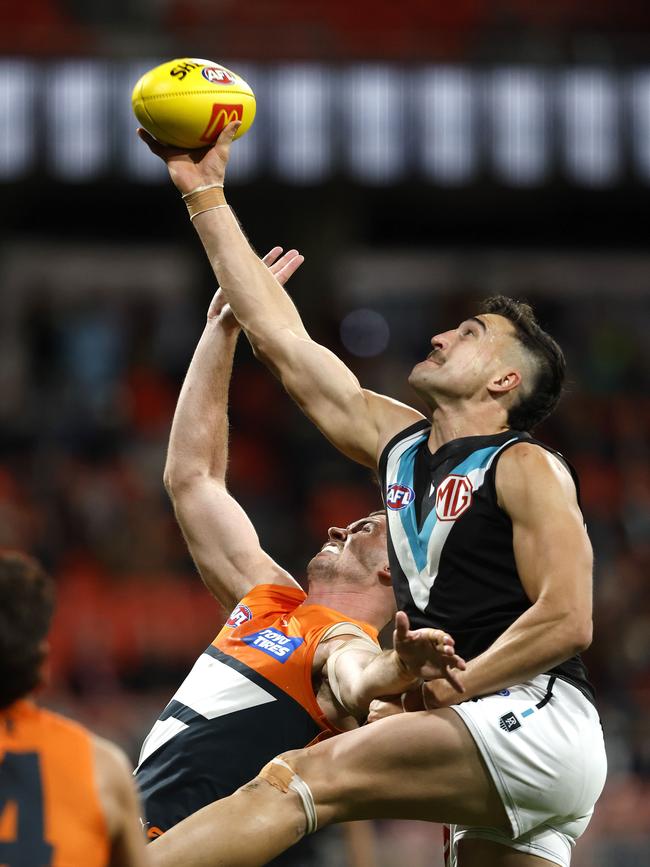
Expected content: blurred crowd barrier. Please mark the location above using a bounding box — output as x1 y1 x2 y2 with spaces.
0 237 647 862
3 0 650 60
3 58 650 187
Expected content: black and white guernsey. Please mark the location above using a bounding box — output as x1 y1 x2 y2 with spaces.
379 421 594 702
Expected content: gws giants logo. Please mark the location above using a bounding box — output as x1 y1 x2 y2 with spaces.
226 603 252 628
201 67 236 85
435 475 473 521
386 484 415 511
200 103 244 142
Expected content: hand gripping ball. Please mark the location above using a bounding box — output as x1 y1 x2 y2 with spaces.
132 58 256 149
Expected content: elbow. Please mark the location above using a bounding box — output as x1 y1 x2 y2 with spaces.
250 334 283 375
163 465 216 500
572 618 593 653
560 614 592 655
163 461 187 497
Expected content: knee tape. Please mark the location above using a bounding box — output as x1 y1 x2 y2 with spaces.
258 758 318 835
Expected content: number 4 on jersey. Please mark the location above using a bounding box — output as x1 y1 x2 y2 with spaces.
0 752 53 866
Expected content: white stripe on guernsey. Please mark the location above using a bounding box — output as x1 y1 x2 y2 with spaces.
386 428 431 607
137 717 188 770
136 652 276 769
389 436 518 614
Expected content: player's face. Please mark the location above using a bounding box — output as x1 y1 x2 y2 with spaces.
311 514 388 582
408 313 517 406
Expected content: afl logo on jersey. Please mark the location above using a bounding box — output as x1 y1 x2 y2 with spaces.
435 474 473 521
226 603 252 628
386 484 415 510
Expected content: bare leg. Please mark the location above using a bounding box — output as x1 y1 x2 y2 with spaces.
149 709 509 867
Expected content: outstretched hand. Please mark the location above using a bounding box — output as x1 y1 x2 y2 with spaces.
394 611 467 694
207 247 305 326
137 121 240 194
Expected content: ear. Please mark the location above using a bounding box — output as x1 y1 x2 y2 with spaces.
377 566 392 586
488 369 522 396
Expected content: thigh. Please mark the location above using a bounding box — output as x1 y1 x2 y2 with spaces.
458 839 557 866
285 709 510 831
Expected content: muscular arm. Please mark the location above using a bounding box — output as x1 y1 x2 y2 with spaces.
139 126 423 468
93 737 149 867
164 282 300 612
421 443 593 707
322 622 465 720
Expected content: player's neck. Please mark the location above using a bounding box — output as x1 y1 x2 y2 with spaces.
427 402 509 452
304 586 386 632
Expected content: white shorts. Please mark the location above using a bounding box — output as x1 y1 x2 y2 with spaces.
447 674 607 867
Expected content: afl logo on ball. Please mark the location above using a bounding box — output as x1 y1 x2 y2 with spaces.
386 484 415 511
435 475 473 521
226 603 252 628
202 67 236 84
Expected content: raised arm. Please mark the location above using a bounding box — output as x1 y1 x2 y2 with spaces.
164 252 303 611
138 126 423 468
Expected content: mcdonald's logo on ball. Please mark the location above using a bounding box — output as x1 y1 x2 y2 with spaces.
132 58 256 149
200 104 244 143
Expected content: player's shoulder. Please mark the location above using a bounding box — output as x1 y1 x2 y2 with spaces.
92 734 133 778
496 440 577 508
34 703 94 744
497 439 572 480
92 735 135 820
239 582 306 610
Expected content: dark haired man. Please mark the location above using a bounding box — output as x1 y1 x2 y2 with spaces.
140 124 607 867
0 551 148 867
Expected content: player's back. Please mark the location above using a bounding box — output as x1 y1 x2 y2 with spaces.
135 583 377 837
0 699 110 867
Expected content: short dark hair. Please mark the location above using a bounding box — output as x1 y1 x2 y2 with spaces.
480 296 565 431
0 552 55 709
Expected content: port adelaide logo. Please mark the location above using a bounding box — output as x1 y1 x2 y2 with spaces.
499 712 521 733
386 484 415 511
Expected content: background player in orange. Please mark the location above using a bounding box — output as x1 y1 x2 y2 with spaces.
0 550 148 867
134 253 465 850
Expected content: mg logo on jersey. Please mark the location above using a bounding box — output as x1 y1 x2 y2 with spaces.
435 474 473 521
200 103 244 142
201 67 236 85
226 603 252 628
386 484 415 511
242 628 304 663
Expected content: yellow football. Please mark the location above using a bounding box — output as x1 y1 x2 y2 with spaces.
131 58 256 149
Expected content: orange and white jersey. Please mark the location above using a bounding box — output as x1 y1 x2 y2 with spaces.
0 700 110 867
135 584 377 837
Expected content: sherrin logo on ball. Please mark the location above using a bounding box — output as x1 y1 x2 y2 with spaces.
131 58 256 149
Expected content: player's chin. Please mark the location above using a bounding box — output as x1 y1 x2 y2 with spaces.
308 551 335 571
408 365 439 397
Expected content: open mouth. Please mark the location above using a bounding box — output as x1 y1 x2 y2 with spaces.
320 543 341 554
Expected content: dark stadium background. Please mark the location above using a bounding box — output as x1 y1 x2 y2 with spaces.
2 2 650 864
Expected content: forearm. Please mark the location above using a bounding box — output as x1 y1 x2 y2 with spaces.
164 318 239 489
192 205 308 348
446 600 589 703
341 650 418 717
